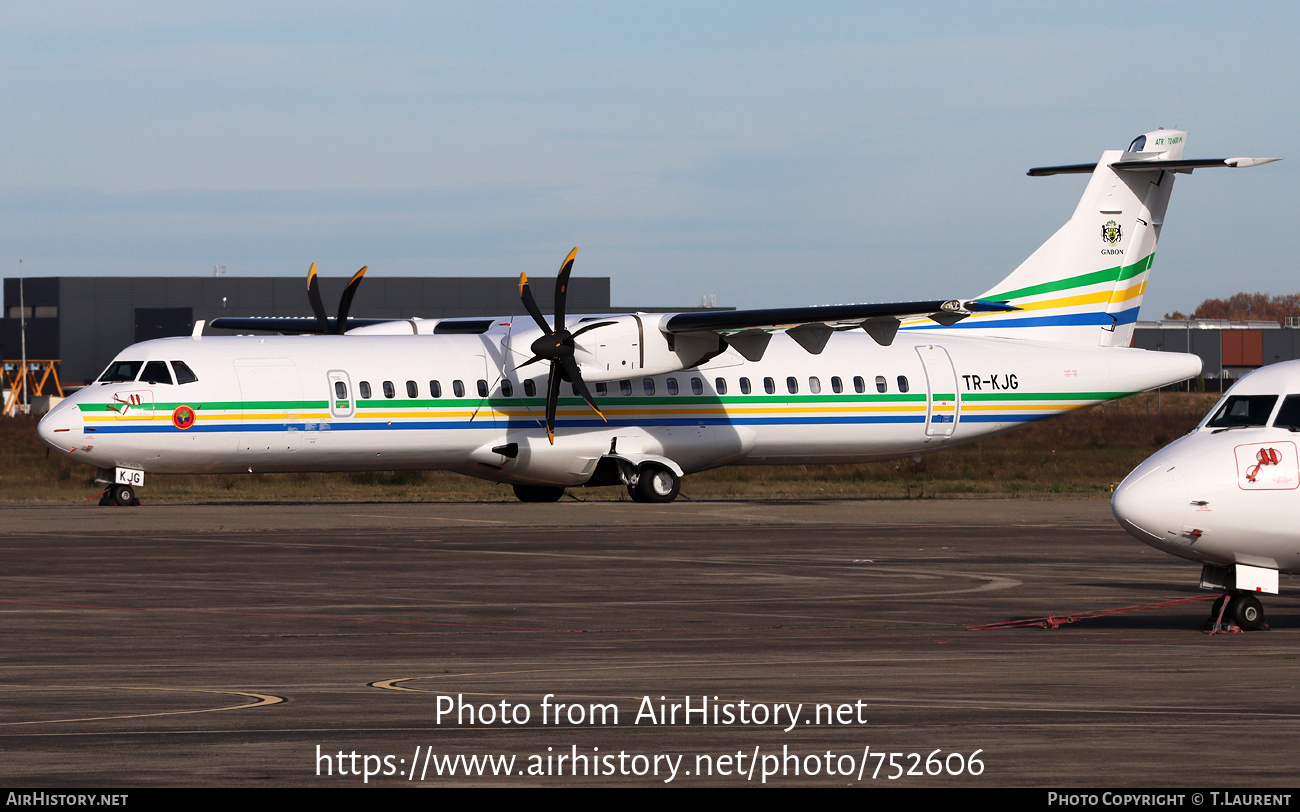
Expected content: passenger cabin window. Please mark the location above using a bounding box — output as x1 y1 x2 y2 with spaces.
620 380 632 396
666 378 679 395
854 376 865 394
786 376 798 395
334 381 347 400
1273 395 1300 431
478 380 489 398
875 375 887 393
383 381 395 398
501 379 514 397
691 377 704 396
831 376 842 394
764 377 775 394
453 380 465 398
644 378 655 395
360 381 372 399
897 375 910 393
808 376 820 394
596 382 607 396
430 380 442 398
98 360 143 383
406 380 418 398
715 377 727 395
739 377 751 395
141 361 173 385
171 360 198 384
524 380 536 397
1207 395 1278 428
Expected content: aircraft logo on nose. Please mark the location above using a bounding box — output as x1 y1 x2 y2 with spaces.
1246 446 1283 482
111 392 144 414
1237 442 1297 490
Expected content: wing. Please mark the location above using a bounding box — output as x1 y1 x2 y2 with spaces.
661 298 1018 357
206 316 497 335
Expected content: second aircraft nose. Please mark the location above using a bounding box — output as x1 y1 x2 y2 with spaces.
1112 461 1189 552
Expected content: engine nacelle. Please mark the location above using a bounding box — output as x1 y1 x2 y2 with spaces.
569 314 724 382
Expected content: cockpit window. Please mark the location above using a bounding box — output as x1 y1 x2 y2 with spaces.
1206 395 1278 428
171 360 198 385
141 361 173 385
98 360 143 383
1272 395 1300 431
1127 134 1147 153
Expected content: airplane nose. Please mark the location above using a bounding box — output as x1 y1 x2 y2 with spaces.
1112 462 1188 549
37 399 83 452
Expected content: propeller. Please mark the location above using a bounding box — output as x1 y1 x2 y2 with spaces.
307 262 369 334
517 247 616 444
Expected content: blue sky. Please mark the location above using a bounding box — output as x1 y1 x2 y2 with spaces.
1 2 1295 317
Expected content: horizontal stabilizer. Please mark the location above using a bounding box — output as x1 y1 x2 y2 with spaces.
1029 157 1281 177
1112 157 1282 174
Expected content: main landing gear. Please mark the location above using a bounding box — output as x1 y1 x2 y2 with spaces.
1208 592 1267 632
509 463 684 503
99 484 140 507
627 464 681 503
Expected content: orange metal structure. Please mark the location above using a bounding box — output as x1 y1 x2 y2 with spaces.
3 360 63 416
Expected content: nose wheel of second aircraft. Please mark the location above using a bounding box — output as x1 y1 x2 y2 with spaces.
1210 593 1266 632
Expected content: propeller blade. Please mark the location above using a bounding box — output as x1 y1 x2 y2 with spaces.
519 272 552 335
306 262 331 334
559 354 607 423
519 248 600 445
335 265 368 334
553 247 577 332
544 365 562 445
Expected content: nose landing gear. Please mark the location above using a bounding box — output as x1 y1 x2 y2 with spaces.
99 484 140 507
1208 592 1267 632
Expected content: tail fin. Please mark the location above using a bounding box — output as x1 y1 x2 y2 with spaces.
943 129 1276 347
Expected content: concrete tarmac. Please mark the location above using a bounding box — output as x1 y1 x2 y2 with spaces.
2 497 1296 788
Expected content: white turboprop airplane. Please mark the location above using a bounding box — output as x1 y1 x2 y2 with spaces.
1113 360 1300 631
37 129 1277 507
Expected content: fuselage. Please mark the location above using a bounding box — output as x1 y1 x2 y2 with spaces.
39 324 1199 488
1113 360 1300 573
